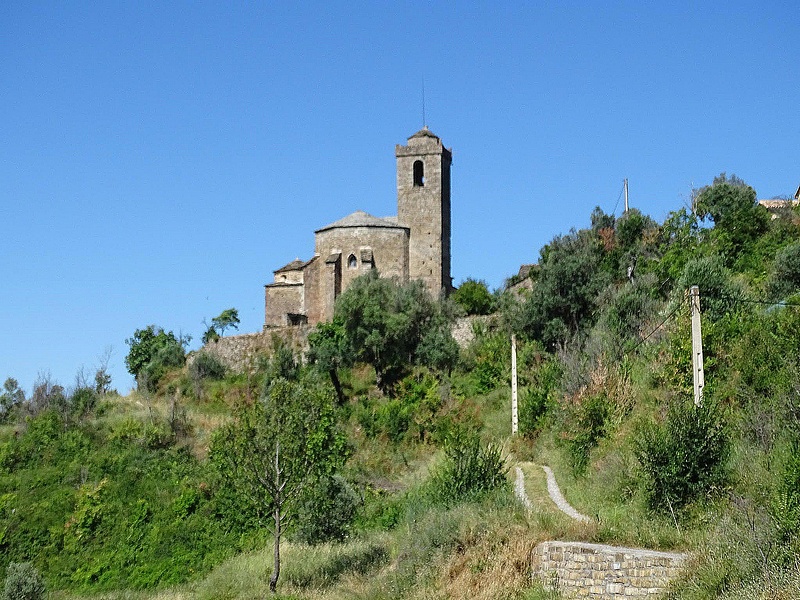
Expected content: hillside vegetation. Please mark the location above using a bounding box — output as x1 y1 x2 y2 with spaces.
3 174 800 599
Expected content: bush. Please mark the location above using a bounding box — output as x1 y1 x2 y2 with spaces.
452 278 494 315
518 358 561 439
563 392 612 476
677 255 741 322
294 475 359 544
189 352 227 381
461 330 509 395
2 562 46 600
428 429 507 504
635 398 729 513
768 242 800 301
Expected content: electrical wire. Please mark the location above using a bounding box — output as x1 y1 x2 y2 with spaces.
623 302 684 356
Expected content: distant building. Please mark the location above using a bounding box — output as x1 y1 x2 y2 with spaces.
757 184 800 212
264 127 453 328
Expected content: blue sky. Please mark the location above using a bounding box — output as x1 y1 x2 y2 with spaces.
2 2 798 395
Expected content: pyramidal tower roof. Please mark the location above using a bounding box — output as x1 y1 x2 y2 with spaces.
408 125 440 141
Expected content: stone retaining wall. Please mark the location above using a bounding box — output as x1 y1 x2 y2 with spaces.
196 314 489 375
194 326 312 373
532 541 688 599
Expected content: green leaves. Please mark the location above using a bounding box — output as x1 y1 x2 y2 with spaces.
694 173 769 265
331 271 457 390
428 429 507 504
209 375 350 533
635 399 729 512
452 278 495 316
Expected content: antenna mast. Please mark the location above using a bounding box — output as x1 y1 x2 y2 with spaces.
421 76 426 127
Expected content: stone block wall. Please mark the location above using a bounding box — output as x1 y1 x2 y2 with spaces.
532 541 688 599
195 327 312 373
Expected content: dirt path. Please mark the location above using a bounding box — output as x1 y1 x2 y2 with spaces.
513 463 593 523
513 466 533 510
541 466 592 523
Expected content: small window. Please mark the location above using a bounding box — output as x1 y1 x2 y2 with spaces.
348 254 358 269
413 160 424 187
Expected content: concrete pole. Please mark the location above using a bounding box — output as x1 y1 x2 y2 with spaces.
624 178 629 213
511 334 518 434
689 286 705 407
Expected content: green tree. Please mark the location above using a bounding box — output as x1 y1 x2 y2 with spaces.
655 207 702 289
0 378 25 421
124 325 188 391
210 376 349 592
677 255 742 322
452 278 494 315
334 271 457 390
307 320 350 404
517 229 612 347
768 242 800 301
211 308 240 337
694 173 769 265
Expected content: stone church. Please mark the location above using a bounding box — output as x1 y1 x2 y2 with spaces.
264 127 452 328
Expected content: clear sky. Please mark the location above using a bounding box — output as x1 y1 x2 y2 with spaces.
2 2 798 395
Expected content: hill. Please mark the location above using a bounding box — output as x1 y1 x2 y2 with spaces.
2 174 800 599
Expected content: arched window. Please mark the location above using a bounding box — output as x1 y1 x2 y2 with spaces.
413 160 424 187
348 254 358 269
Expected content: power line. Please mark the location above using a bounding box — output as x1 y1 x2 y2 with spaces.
610 182 625 216
624 302 684 356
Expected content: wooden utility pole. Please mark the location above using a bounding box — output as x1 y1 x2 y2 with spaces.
511 334 518 434
689 286 705 407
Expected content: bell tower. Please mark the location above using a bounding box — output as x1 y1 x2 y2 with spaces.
395 127 452 295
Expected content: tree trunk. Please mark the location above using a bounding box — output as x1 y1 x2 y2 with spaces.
269 500 280 593
269 441 282 594
329 369 346 405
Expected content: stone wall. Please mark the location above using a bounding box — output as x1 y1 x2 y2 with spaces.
314 225 410 293
195 327 312 373
264 282 304 327
532 541 688 599
451 314 493 348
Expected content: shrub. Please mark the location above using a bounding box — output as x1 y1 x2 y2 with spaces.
768 242 800 301
428 429 507 504
189 352 226 381
676 255 741 322
294 475 359 544
518 358 561 438
2 562 46 600
462 330 510 394
452 278 494 315
563 392 612 476
69 386 97 419
635 398 729 513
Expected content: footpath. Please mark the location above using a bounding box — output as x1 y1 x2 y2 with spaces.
514 463 689 599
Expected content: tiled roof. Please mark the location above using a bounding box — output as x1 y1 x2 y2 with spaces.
315 210 407 233
274 257 313 273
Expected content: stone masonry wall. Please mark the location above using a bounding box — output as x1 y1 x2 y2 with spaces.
198 315 484 375
532 541 688 599
195 327 312 373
